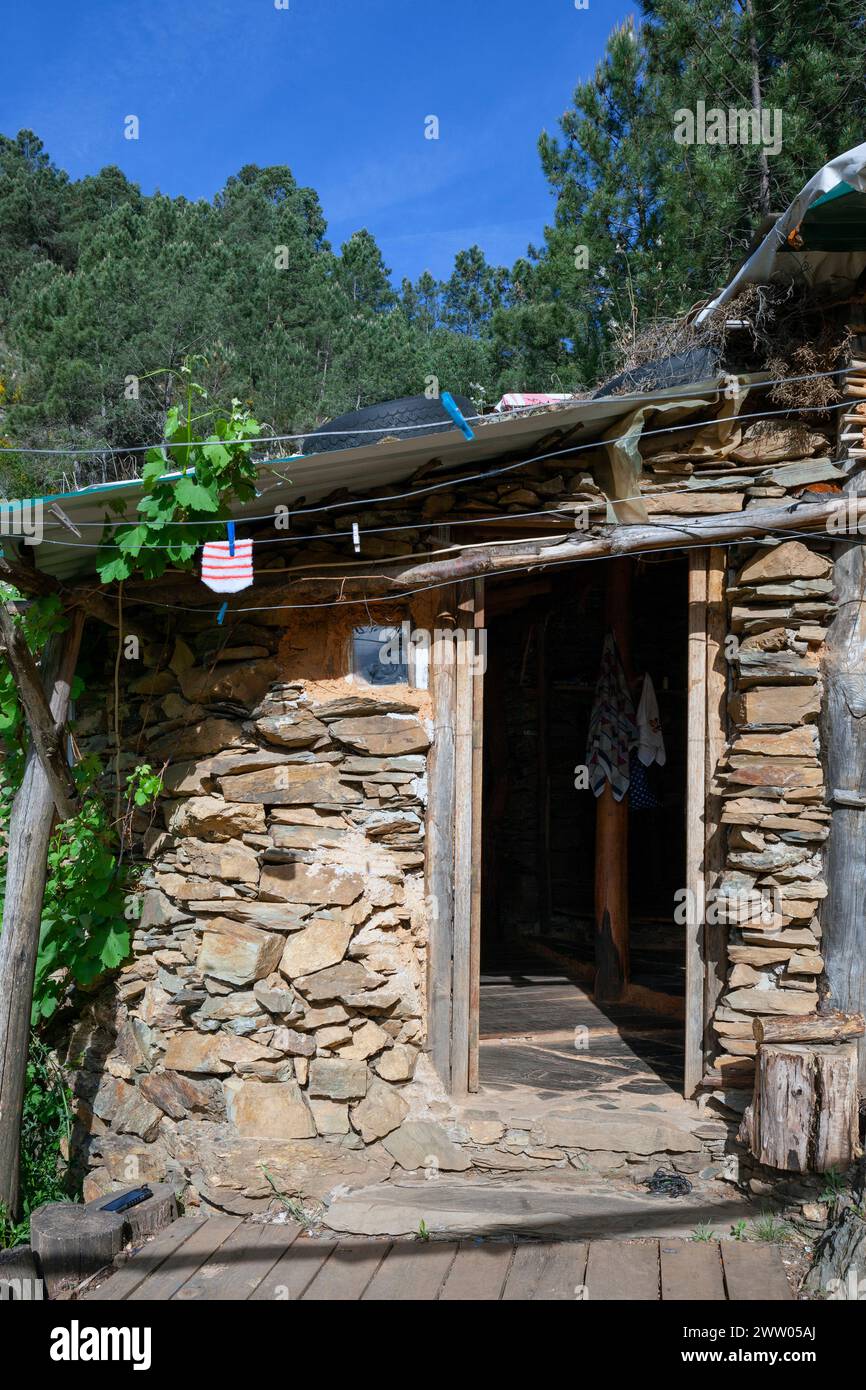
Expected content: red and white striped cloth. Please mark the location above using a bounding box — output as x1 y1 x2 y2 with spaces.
200 539 254 593
493 392 577 412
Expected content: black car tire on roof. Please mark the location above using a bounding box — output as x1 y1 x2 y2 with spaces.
302 393 477 454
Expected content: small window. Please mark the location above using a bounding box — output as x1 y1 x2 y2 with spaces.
352 625 409 686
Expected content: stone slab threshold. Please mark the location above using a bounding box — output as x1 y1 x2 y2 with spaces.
320 1170 762 1241
84 1211 793 1301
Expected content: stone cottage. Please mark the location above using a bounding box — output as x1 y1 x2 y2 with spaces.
10 149 866 1215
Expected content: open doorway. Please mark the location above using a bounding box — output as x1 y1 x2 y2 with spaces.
478 555 689 1102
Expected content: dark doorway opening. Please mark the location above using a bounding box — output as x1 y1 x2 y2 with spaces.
479 555 688 1099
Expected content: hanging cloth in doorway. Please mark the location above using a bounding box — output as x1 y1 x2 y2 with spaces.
586 632 637 803
635 673 666 767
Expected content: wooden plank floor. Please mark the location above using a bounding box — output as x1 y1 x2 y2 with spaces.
84 1221 793 1301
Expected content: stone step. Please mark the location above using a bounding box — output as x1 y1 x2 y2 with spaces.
321 1172 760 1242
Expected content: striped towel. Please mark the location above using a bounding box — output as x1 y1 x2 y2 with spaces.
586 632 637 802
201 539 254 593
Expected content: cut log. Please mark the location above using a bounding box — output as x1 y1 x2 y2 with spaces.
742 1042 861 1173
753 1012 865 1045
31 1202 126 1295
84 1183 178 1244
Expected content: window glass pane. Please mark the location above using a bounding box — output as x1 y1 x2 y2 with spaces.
352 625 408 685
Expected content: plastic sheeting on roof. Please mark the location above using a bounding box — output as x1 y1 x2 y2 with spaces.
696 140 866 323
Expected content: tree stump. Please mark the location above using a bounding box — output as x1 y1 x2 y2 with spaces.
30 1202 126 1294
740 1042 861 1173
84 1183 178 1243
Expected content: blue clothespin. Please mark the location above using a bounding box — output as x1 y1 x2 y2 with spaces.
440 391 475 441
227 520 236 557
217 602 228 625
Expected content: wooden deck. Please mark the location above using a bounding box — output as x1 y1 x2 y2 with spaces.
84 1217 794 1301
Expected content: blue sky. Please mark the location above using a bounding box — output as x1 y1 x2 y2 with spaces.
0 0 634 285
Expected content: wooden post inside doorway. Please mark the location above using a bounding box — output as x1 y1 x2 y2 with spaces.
594 557 632 1004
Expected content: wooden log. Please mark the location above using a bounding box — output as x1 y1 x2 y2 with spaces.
120 496 866 611
594 558 631 1004
0 602 79 821
753 1012 865 1045
685 551 708 1096
450 580 475 1095
84 1183 179 1244
425 574 457 1089
0 611 84 1216
467 577 485 1093
30 1202 126 1295
822 454 866 1085
703 547 728 1065
746 1042 860 1173
814 1045 861 1172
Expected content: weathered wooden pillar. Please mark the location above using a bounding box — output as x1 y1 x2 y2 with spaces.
426 580 457 1089
823 340 866 1087
594 557 631 1003
0 611 84 1216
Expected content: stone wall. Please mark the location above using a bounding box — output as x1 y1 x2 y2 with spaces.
62 405 852 1204
708 538 834 1085
69 613 442 1210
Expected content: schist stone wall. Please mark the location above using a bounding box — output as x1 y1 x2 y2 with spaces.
706 538 834 1084
68 611 447 1210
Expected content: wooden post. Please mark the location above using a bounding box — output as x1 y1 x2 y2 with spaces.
703 548 728 1063
822 459 866 1086
450 581 475 1095
0 611 84 1216
426 564 457 1089
685 551 708 1097
594 557 631 1003
468 578 485 1093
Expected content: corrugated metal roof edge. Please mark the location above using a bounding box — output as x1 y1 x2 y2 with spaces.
4 372 770 583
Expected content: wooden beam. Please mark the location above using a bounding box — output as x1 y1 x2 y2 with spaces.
450 581 475 1095
685 551 708 1098
425 580 457 1089
468 578 485 1093
0 609 84 1216
0 603 79 821
114 495 866 613
385 496 857 586
754 1012 865 1045
593 558 631 1004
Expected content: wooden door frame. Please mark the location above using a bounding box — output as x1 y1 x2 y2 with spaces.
426 578 485 1096
686 547 728 1096
430 553 725 1099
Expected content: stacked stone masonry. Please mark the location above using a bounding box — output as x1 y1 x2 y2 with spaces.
64 409 851 1203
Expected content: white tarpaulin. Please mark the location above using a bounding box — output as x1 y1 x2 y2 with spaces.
697 141 866 323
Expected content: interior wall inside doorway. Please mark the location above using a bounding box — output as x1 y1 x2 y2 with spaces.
481 555 688 1001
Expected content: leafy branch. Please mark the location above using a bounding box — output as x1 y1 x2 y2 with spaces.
97 364 261 583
